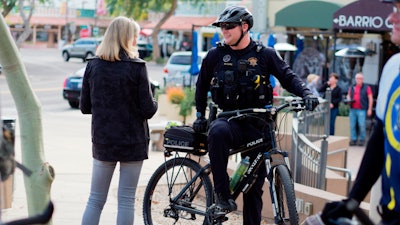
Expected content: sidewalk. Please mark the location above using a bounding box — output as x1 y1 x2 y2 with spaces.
0 111 366 225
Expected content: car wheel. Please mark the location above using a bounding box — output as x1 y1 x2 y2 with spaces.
84 52 94 62
68 101 79 109
62 52 70 62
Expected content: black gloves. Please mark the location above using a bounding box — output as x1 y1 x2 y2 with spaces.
193 117 208 133
320 199 358 225
303 95 319 111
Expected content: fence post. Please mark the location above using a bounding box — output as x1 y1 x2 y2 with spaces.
317 135 328 190
295 113 305 183
290 116 298 180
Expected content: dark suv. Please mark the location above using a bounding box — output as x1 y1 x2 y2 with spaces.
61 37 102 62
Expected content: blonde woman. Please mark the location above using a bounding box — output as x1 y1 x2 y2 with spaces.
80 16 157 225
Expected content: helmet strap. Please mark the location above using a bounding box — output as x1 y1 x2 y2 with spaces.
230 27 247 47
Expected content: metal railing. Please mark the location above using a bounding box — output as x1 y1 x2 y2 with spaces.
288 89 352 195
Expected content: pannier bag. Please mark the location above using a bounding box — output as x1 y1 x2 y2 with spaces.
163 126 208 156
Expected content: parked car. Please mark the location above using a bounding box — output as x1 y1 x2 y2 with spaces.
63 67 160 109
0 64 2 74
61 37 102 62
162 51 207 87
63 67 85 108
138 34 153 59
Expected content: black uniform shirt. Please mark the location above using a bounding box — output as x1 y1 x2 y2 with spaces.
195 39 312 116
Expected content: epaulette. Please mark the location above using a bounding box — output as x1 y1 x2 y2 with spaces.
216 41 227 49
255 41 264 53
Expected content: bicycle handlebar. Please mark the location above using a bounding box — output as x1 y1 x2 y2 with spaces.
1 201 54 225
217 96 305 119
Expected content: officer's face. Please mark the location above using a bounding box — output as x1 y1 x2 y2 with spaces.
220 22 245 45
389 2 400 45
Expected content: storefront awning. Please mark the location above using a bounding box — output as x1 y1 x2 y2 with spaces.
333 0 393 32
275 1 341 29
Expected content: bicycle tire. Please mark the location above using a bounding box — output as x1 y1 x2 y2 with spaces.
274 164 299 225
143 157 213 225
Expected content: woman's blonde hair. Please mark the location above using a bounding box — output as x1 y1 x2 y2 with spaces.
96 16 140 61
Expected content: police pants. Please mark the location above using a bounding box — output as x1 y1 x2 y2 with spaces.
208 117 268 225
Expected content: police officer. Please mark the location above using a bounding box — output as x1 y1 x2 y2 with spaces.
193 5 319 225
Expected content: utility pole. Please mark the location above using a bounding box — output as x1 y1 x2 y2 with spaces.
251 0 268 34
64 0 69 43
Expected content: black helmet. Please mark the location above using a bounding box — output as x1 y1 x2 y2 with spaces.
213 6 253 29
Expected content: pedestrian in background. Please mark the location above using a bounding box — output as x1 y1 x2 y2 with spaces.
321 73 342 135
306 73 321 97
80 16 158 225
346 72 373 146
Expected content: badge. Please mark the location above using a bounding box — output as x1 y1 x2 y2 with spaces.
248 57 258 66
223 54 231 62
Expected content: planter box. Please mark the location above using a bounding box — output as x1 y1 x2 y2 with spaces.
156 94 196 124
335 116 350 137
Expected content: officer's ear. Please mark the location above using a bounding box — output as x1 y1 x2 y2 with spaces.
241 22 249 33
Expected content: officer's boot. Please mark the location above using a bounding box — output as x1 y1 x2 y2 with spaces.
214 192 237 214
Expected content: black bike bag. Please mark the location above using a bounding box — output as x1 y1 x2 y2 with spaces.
163 126 208 156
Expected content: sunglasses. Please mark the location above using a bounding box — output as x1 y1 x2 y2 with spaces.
220 23 241 30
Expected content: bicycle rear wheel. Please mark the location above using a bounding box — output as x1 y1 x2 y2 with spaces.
143 157 213 225
274 164 299 225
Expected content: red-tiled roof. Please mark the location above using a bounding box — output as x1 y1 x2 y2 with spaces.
5 15 216 32
142 16 217 31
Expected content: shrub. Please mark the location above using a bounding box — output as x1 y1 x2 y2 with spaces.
338 102 349 116
166 86 185 104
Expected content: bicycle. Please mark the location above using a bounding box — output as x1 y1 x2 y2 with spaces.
142 96 305 225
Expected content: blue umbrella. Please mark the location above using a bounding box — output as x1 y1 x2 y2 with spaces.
211 32 220 47
189 30 200 76
267 34 275 48
267 34 276 89
294 37 304 60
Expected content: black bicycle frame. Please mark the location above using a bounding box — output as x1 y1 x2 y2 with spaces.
167 157 212 217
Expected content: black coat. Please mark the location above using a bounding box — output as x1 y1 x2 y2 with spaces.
80 55 158 162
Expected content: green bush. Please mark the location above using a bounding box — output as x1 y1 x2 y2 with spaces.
338 102 349 116
179 88 195 124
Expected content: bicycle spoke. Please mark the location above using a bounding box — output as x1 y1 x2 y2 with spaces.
143 157 213 225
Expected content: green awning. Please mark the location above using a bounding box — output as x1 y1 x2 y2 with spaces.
275 1 342 29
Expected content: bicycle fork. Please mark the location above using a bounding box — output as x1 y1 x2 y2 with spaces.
265 149 292 224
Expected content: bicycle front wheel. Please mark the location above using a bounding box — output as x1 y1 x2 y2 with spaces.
274 164 299 225
143 157 213 225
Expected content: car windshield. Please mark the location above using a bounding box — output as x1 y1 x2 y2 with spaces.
170 55 202 65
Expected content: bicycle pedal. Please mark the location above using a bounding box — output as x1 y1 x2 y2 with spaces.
208 204 228 222
213 215 228 224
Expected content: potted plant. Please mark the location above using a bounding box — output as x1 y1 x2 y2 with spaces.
166 86 195 124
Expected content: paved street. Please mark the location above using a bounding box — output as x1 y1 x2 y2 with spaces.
0 46 366 225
